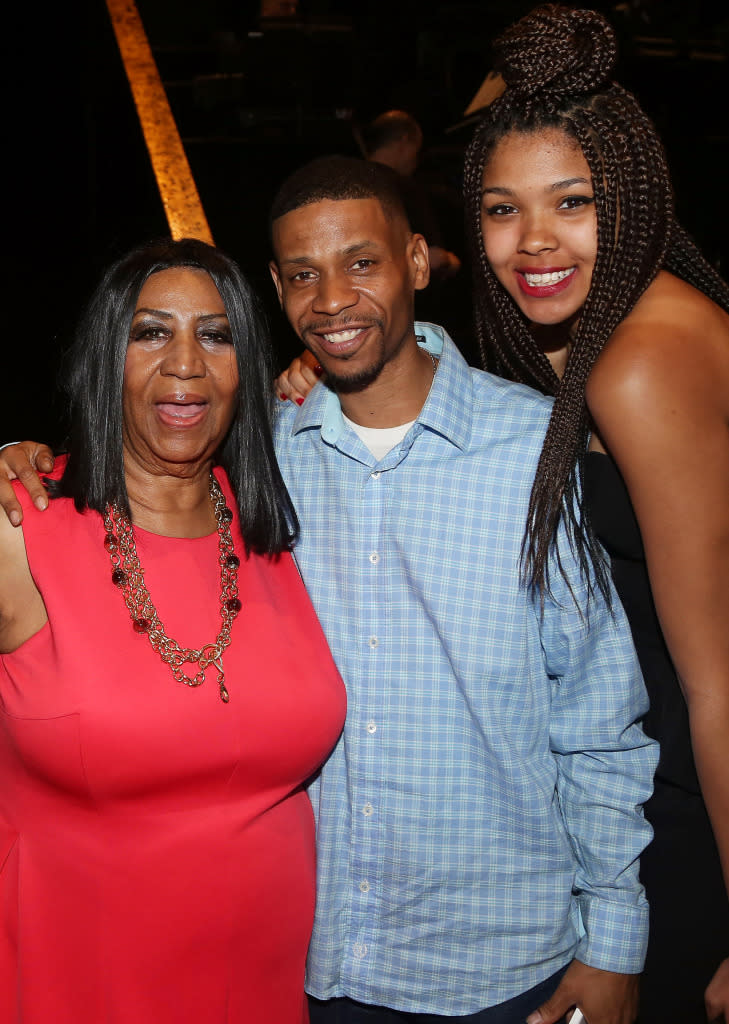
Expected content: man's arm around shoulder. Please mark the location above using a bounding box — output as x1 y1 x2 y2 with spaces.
0 442 55 525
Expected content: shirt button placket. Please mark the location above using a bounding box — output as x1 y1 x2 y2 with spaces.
354 457 382 976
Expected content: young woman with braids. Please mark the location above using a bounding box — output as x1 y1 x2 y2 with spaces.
461 6 729 1023
271 7 729 1021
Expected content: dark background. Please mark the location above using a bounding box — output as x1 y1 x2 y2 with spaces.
4 0 729 442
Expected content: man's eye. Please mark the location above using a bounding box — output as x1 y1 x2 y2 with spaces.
292 271 315 282
352 259 374 270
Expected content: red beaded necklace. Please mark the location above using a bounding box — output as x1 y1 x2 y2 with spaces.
102 474 242 703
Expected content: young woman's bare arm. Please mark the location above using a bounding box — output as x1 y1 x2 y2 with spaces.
588 278 729 1018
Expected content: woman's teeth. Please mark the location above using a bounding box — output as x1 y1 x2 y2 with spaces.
522 268 575 286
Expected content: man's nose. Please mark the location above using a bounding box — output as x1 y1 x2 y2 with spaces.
311 273 358 315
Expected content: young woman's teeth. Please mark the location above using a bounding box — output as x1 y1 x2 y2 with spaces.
523 268 575 286
323 329 360 343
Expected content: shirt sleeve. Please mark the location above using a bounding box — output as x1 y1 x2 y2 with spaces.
539 548 659 974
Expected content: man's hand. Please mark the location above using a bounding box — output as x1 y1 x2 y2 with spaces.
526 960 638 1024
275 349 324 406
0 442 55 526
706 956 729 1022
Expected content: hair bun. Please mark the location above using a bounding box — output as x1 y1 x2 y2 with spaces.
495 5 617 100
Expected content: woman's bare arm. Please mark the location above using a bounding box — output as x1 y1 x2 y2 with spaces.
587 278 729 1018
0 508 47 653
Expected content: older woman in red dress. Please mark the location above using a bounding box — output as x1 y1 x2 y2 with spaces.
0 238 345 1024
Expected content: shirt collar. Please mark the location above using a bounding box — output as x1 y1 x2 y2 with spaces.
289 322 474 452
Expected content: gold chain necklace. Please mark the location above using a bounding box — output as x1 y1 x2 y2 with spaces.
102 475 241 703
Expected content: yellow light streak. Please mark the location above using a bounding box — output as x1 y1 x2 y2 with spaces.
105 0 213 243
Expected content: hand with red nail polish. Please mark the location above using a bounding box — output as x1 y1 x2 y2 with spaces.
0 442 54 526
274 350 326 406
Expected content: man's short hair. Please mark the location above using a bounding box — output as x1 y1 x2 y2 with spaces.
270 155 411 230
361 110 422 157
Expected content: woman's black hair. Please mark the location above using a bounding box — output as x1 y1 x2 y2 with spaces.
55 236 298 555
463 4 729 602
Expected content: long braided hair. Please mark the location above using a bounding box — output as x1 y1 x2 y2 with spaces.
463 4 729 602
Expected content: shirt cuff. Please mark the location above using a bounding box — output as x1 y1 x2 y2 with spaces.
575 894 649 974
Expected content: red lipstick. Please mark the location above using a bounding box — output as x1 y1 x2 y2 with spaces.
516 267 577 298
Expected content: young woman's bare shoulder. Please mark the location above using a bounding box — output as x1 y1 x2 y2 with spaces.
587 271 729 418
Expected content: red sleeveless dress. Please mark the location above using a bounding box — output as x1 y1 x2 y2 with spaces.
0 465 345 1024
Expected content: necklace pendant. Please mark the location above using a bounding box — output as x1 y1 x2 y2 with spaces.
104 475 239 705
213 655 229 703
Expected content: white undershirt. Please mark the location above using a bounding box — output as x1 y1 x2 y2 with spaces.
342 414 415 461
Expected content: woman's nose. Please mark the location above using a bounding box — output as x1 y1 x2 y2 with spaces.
160 333 206 378
518 214 558 256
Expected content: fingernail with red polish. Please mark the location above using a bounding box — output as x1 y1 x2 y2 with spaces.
296 397 305 406
279 393 288 401
313 363 324 377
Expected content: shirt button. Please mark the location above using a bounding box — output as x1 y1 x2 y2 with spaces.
362 802 374 817
371 471 381 480
353 942 368 959
366 720 377 735
359 880 370 893
369 552 380 565
368 636 378 649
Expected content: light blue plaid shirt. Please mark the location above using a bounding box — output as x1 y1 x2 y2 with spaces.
274 323 657 1015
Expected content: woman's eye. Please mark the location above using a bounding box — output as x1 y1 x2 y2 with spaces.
483 203 517 217
559 195 595 210
130 325 168 342
200 328 232 345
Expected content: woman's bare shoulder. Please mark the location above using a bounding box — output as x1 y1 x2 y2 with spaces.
587 271 729 417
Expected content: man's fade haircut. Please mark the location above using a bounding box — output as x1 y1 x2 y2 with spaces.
53 236 298 555
269 156 411 234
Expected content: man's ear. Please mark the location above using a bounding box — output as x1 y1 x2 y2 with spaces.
409 233 430 292
269 260 284 307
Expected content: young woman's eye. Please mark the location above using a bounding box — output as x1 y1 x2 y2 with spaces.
559 195 595 210
483 203 517 217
